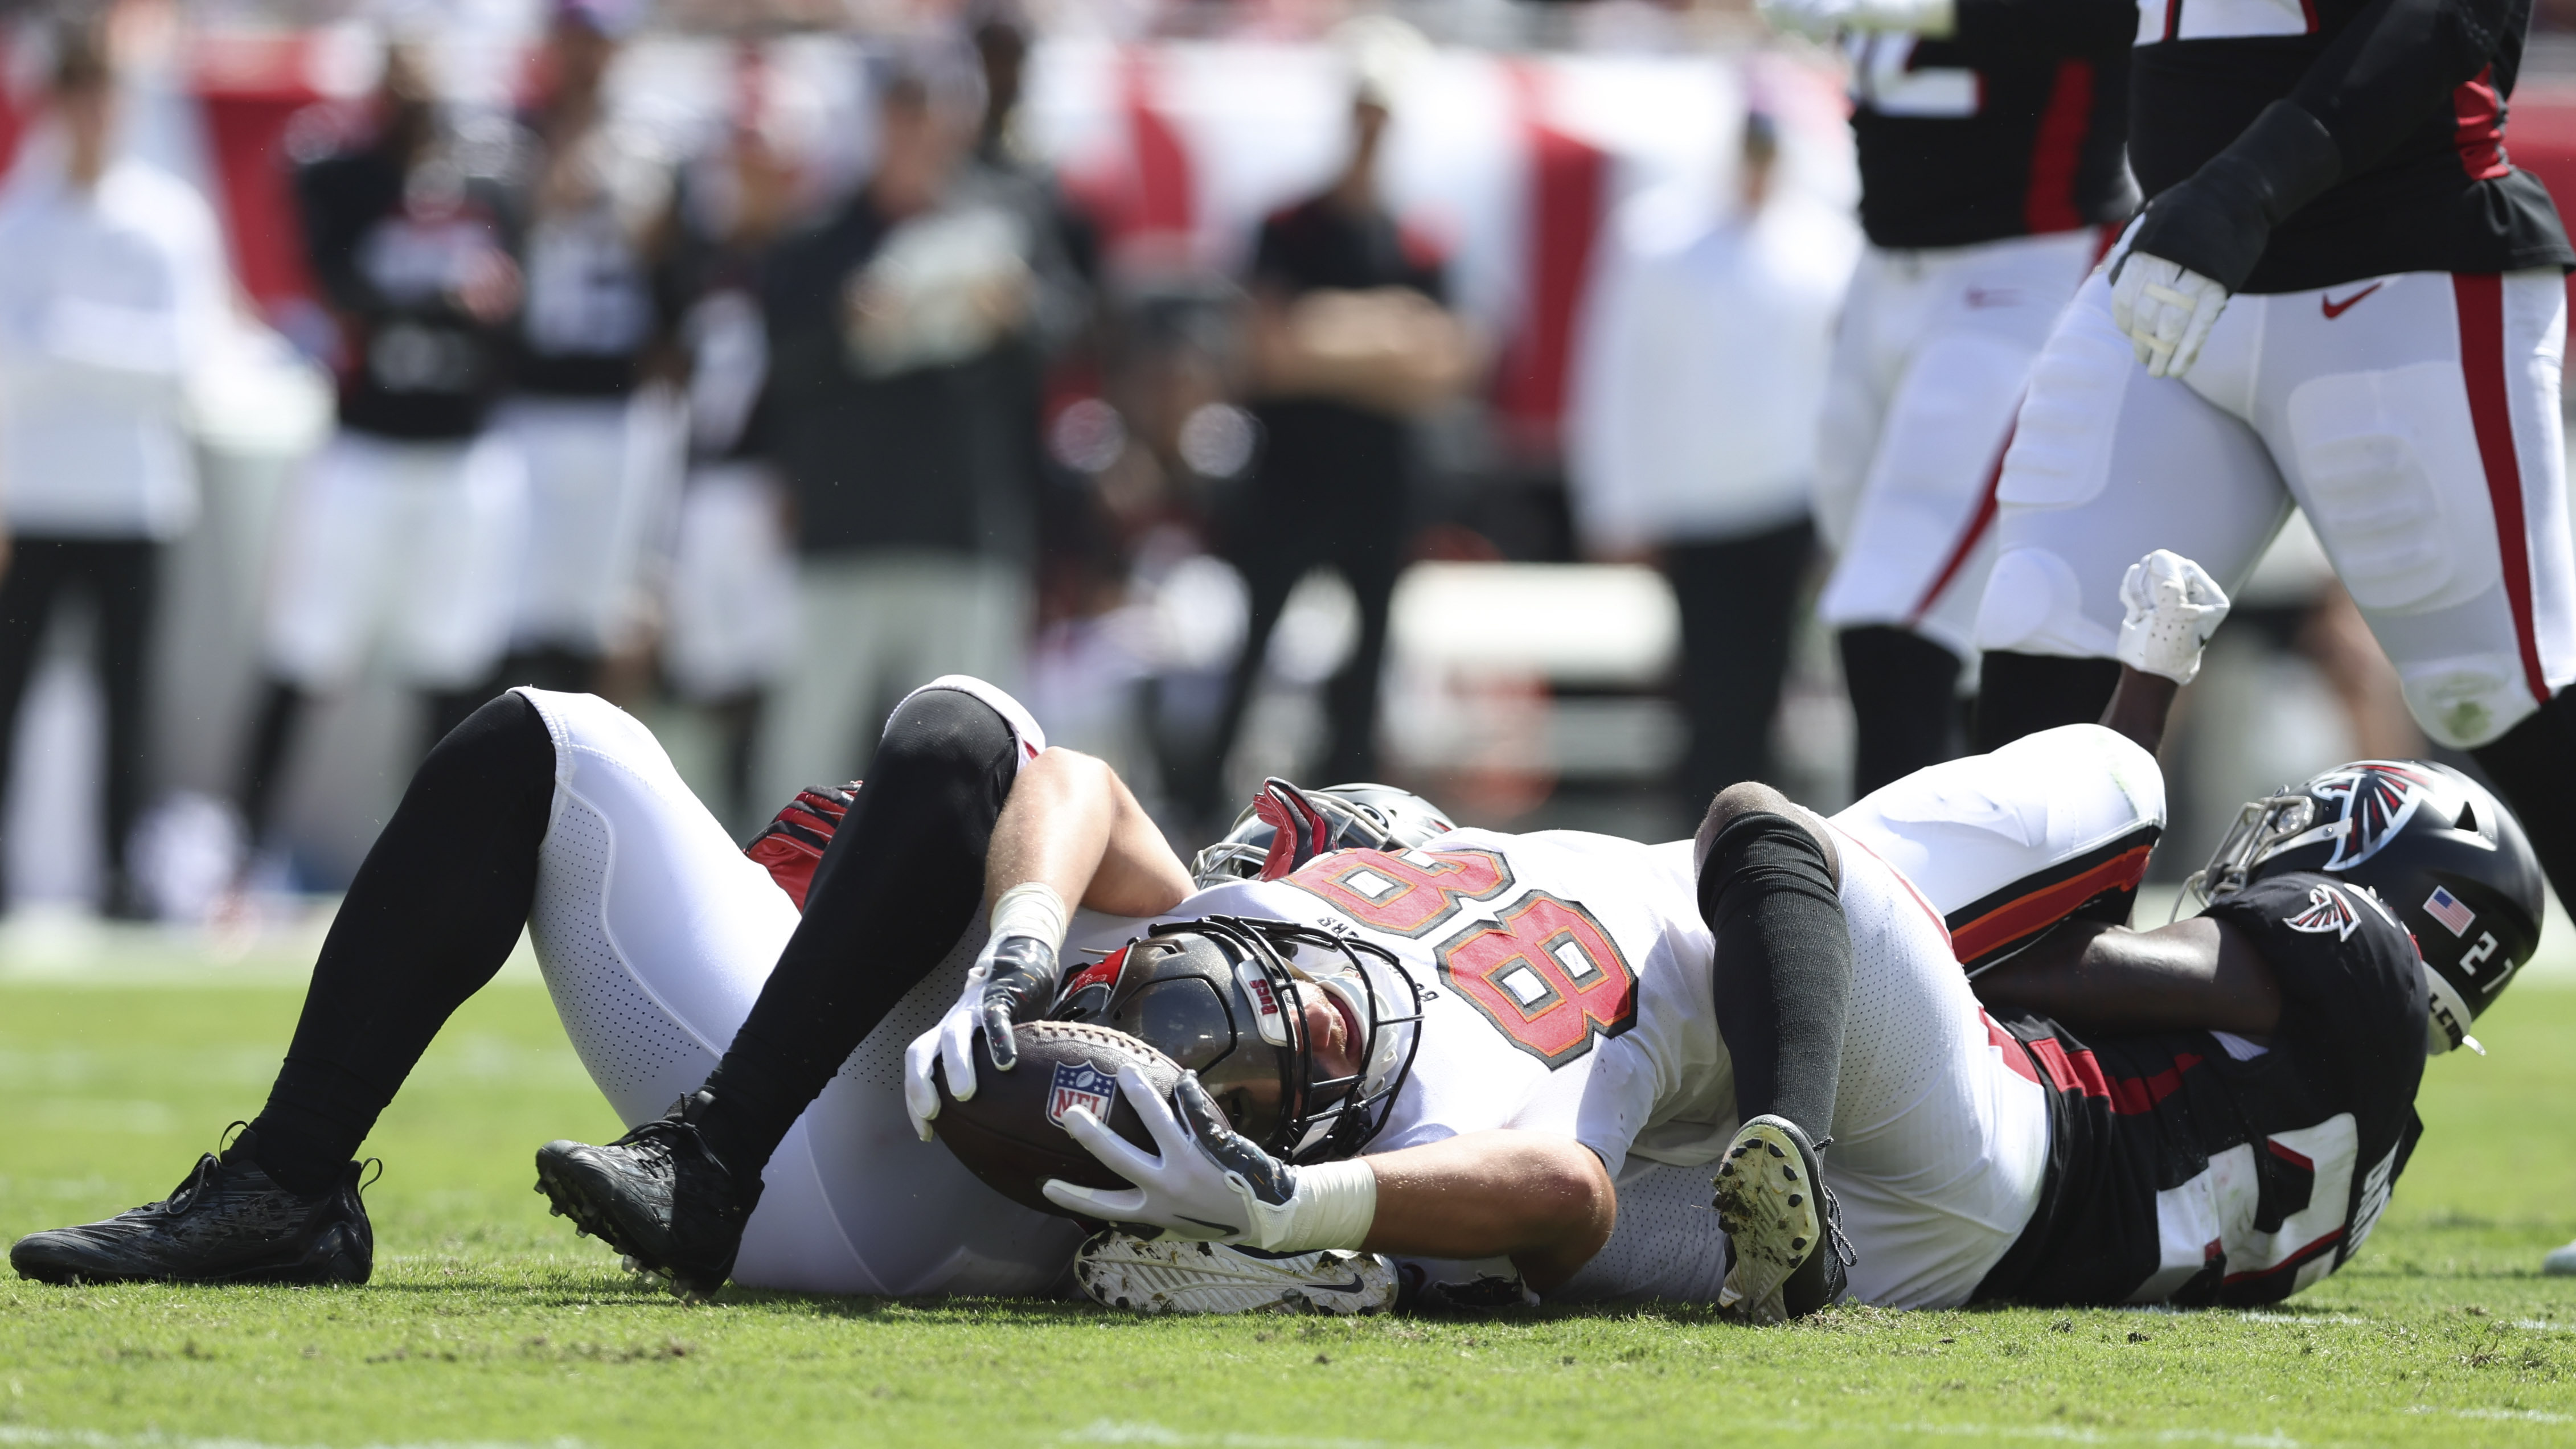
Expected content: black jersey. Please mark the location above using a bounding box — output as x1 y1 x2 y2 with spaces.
1847 0 2138 250
2133 0 2574 292
1974 873 2427 1307
297 130 523 441
514 120 670 399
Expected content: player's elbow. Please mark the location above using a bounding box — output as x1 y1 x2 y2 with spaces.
1508 1142 1618 1293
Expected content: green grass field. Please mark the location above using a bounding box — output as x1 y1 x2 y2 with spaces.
8 964 2576 1448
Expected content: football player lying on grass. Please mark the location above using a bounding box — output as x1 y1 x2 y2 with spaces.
10 552 2537 1321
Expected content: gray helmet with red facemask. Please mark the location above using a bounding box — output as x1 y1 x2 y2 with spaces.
1190 778 1457 889
2187 759 2544 1055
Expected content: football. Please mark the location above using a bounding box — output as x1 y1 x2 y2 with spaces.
930 1020 1186 1217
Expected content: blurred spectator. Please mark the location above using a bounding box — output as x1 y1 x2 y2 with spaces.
1183 65 1477 821
0 25 230 915
752 53 1059 804
658 61 802 831
497 0 679 696
235 42 527 862
1566 112 1856 812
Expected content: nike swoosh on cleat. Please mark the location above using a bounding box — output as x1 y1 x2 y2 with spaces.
1313 1274 1369 1295
2321 282 2384 319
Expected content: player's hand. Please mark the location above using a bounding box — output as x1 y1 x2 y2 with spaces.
1756 0 1954 39
901 934 1061 1140
1044 1069 1293 1243
2116 549 2231 685
2109 251 2229 380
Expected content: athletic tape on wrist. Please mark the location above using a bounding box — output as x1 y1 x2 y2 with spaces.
989 880 1070 952
1262 1159 1379 1253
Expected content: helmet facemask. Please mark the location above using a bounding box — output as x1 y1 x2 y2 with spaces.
2186 760 2545 1056
1050 915 1424 1162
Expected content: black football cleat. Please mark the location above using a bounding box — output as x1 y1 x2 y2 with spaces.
10 1127 372 1286
533 1090 761 1299
1712 1114 1854 1325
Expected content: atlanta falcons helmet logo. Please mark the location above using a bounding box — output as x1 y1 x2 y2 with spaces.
2304 762 2434 871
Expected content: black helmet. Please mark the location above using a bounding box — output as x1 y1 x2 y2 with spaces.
2187 760 2545 1054
1048 916 1422 1162
1191 778 1458 888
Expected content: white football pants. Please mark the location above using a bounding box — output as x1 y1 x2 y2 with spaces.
513 684 1081 1296
262 429 527 691
1815 228 2105 656
1977 268 2576 749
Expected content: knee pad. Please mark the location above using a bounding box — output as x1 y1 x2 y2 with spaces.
875 683 1028 789
1974 548 2119 658
420 691 556 802
2397 654 2541 749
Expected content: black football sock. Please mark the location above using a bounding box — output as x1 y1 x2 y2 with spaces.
246 693 556 1192
697 686 1023 1180
1699 810 1852 1144
2472 689 2576 912
1971 651 2123 753
1839 626 1964 797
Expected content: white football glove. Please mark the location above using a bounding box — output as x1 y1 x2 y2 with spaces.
901 934 1061 1141
2110 251 2230 380
2116 549 2231 686
1757 0 1954 40
1043 1068 1377 1253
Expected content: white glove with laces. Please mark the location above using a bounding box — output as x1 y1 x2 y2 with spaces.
2109 251 2230 381
1043 1066 1379 1253
2116 549 2230 686
903 881 1069 1141
1757 0 1954 39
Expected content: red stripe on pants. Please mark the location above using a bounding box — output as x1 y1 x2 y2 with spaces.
1907 414 2017 624
2453 273 2552 705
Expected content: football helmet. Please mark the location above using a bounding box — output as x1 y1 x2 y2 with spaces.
1049 916 1422 1163
1191 778 1457 889
2186 760 2544 1054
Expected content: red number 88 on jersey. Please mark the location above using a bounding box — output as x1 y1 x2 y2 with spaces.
1286 848 1639 1068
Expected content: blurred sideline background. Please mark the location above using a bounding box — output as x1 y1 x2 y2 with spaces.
3 0 2576 975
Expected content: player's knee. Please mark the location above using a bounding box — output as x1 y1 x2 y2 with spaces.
876 685 1023 790
1694 782 1800 877
2395 655 2542 749
416 691 555 801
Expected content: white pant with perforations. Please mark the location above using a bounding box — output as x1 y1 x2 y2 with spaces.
513 685 1080 1296
1976 268 2576 749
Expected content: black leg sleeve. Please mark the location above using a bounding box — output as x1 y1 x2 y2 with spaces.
698 685 1023 1178
1971 651 2123 753
249 692 556 1191
1698 811 1852 1144
2474 689 2576 914
1839 625 1963 798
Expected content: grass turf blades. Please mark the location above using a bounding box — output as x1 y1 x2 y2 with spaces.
6 975 2576 1447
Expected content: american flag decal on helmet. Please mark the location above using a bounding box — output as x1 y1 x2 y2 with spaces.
2285 882 2364 939
2308 764 2432 871
2423 886 2477 937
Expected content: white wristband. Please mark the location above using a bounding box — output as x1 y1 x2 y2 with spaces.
1250 1158 1379 1253
988 880 1070 951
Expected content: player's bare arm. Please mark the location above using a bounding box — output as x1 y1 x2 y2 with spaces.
986 748 1193 920
1970 916 2284 1041
1360 1131 1617 1291
907 748 1191 1132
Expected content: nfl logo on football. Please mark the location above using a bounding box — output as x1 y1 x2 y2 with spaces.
1046 1061 1119 1129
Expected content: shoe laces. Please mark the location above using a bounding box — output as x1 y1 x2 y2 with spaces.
1809 1135 1856 1269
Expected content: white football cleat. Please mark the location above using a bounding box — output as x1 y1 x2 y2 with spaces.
1073 1231 1397 1316
2544 1240 2576 1276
